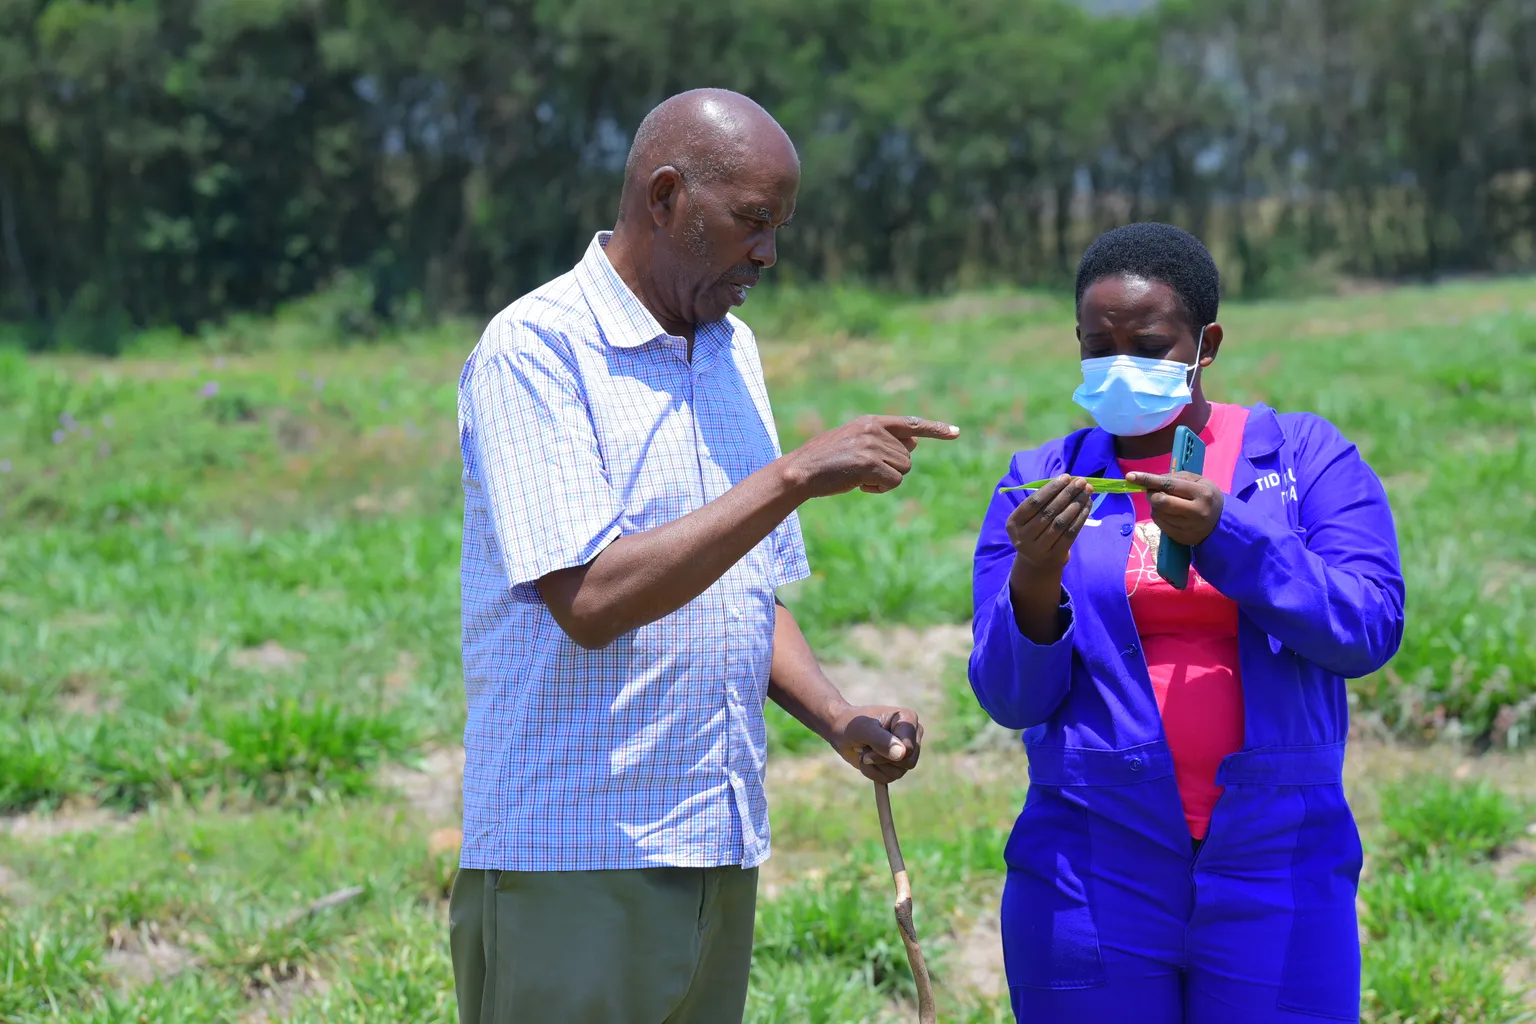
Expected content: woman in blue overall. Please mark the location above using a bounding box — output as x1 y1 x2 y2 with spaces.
969 223 1405 1023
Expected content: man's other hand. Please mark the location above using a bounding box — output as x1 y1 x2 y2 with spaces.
826 703 924 783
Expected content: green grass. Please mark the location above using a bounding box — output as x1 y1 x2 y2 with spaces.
756 863 919 1001
1361 777 1531 1022
2 277 1536 1020
936 655 995 752
4 279 1535 768
0 699 415 814
761 280 1536 726
0 913 103 1020
1379 776 1526 863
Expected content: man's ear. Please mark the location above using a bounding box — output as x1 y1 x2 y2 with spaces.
648 167 683 227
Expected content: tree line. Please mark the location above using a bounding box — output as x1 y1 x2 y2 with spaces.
1 0 1533 350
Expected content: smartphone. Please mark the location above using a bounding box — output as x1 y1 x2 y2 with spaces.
1155 425 1206 590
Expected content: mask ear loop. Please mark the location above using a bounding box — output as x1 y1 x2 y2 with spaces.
1187 325 1207 388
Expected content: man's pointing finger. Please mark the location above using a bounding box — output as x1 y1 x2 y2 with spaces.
882 416 961 441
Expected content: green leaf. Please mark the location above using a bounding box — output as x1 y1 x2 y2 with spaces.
998 477 1146 494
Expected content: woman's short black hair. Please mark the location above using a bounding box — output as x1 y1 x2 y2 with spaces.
1074 222 1220 329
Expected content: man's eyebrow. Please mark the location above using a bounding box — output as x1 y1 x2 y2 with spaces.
737 203 792 226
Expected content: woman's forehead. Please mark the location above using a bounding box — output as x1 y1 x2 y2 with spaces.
1080 275 1184 323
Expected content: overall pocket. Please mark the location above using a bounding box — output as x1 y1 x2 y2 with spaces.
1001 787 1107 990
1278 784 1363 1020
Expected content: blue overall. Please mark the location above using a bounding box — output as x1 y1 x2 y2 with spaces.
969 405 1405 1023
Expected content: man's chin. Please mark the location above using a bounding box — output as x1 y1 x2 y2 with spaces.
695 299 737 325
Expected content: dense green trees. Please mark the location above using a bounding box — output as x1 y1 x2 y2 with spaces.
1 0 1533 348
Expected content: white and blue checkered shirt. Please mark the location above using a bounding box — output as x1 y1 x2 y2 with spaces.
457 232 810 871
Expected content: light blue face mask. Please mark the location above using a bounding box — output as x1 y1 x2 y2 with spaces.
1072 327 1206 437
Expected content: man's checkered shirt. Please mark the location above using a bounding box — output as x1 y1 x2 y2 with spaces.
457 232 810 871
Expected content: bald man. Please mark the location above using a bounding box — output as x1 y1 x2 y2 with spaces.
450 89 959 1023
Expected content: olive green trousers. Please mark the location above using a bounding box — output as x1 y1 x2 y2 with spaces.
448 865 759 1024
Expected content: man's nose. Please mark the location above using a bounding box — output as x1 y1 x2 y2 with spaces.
750 228 777 269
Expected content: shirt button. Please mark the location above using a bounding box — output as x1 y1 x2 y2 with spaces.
1120 523 1134 536
1129 757 1144 772
729 607 742 621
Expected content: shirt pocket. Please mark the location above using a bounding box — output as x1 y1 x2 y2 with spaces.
1001 787 1108 990
595 397 702 530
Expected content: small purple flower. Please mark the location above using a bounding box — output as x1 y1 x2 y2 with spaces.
60 412 77 430
52 429 66 444
82 427 93 439
97 443 112 459
200 381 221 398
0 459 11 474
313 376 326 392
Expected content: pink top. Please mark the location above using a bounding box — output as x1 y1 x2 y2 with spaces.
1117 402 1250 840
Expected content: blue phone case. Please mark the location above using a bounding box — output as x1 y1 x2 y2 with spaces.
1155 425 1206 590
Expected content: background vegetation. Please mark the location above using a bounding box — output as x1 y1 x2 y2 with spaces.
3 278 1536 1019
5 0 1536 1018
3 0 1536 351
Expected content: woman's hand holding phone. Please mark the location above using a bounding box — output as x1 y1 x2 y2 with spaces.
1125 471 1225 545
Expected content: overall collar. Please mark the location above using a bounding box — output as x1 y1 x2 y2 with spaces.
1070 402 1285 480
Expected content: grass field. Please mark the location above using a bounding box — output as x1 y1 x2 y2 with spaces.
2 276 1536 1021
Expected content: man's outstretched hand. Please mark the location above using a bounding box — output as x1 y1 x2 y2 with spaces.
783 415 960 497
827 703 924 784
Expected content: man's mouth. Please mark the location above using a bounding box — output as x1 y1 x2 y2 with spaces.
726 281 754 306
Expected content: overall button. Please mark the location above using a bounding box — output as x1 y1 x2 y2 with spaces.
1123 642 1139 657
1120 523 1134 536
1129 757 1144 772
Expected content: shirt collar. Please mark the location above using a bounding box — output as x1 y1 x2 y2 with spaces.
1237 403 1283 458
573 232 671 349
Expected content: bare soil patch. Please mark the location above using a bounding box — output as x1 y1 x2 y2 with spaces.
104 930 199 985
949 888 1006 1003
923 294 1054 323
0 863 32 904
231 641 308 672
821 624 971 720
240 971 331 1023
3 805 138 839
379 746 465 824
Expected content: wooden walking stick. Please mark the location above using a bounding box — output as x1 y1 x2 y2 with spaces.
875 781 937 1024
